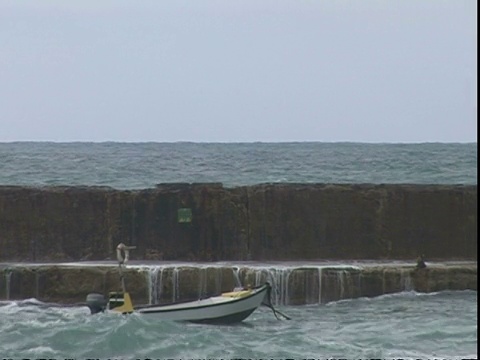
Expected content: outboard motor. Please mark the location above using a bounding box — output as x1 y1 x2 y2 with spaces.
86 293 107 314
85 243 137 315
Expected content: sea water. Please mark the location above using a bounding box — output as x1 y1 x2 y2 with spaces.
0 142 476 188
0 290 476 359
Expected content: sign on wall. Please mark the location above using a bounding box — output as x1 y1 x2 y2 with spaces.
177 208 192 223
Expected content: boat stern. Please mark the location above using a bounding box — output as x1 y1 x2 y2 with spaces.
108 291 134 314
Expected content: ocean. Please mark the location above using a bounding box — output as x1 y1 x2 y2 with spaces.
0 142 476 188
0 291 477 359
0 141 477 359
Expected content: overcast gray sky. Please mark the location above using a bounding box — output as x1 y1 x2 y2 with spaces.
0 1 477 142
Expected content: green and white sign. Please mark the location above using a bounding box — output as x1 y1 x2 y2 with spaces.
177 208 192 223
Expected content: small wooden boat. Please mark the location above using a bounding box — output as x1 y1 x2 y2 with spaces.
87 284 271 324
85 244 288 324
135 284 270 323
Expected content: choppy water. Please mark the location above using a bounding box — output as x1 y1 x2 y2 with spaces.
0 142 477 188
0 290 476 359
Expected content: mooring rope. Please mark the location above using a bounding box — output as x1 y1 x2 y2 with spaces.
262 283 291 320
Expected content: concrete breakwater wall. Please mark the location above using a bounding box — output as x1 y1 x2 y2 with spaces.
0 184 476 262
0 262 476 305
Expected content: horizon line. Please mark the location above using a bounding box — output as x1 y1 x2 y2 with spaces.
0 140 477 145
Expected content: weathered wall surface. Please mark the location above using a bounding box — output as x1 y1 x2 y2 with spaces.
0 263 476 305
246 184 477 260
0 184 476 261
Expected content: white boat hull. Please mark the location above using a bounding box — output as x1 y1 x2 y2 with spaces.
135 284 269 324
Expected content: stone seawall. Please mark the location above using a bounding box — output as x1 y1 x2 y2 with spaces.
0 184 476 261
0 262 476 305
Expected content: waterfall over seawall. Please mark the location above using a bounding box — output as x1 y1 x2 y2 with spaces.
138 264 366 305
0 262 477 305
4 270 12 300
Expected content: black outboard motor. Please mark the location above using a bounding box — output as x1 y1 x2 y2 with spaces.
86 293 107 314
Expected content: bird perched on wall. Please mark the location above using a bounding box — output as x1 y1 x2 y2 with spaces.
416 254 427 269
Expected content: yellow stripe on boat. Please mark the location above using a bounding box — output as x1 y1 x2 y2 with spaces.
221 289 253 298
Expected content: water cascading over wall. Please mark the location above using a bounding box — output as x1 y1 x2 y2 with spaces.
3 263 474 306
125 264 477 305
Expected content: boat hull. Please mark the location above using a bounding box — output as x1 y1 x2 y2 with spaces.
135 284 269 324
